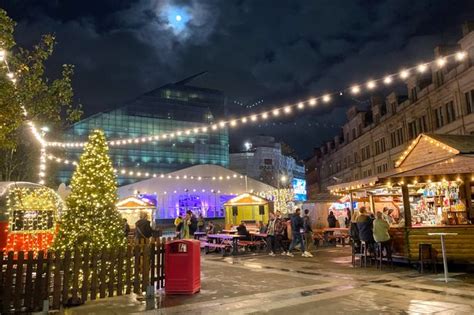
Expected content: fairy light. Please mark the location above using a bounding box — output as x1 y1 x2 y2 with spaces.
272 109 280 116
351 85 360 94
455 51 466 61
400 69 409 79
366 81 376 89
417 63 427 73
436 57 447 67
16 47 468 182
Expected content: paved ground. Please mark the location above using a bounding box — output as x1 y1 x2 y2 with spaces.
63 247 474 315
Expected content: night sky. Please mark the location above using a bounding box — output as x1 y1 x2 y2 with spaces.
3 0 474 158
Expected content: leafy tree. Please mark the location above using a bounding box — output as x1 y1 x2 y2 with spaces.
53 130 126 252
0 9 82 182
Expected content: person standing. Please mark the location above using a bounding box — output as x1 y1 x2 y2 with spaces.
175 215 183 239
356 207 375 252
187 210 198 236
135 212 152 241
303 209 314 257
197 214 205 232
181 212 191 239
123 218 130 238
274 211 288 255
287 209 311 257
373 211 392 259
266 212 277 256
327 211 337 228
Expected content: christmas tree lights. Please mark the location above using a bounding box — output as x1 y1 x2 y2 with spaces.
52 130 126 252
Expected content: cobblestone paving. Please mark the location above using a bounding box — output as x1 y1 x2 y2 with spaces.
64 247 474 315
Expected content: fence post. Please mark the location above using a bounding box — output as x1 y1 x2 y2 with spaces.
108 250 117 298
81 248 91 303
2 251 15 313
52 252 62 309
33 251 45 311
13 251 25 310
61 250 72 306
24 251 35 311
133 245 141 294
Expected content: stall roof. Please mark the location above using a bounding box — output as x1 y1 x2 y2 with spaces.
224 193 269 206
117 196 155 209
327 176 378 192
327 133 474 193
311 193 343 203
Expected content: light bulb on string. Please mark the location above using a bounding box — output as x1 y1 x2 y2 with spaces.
322 94 331 103
417 63 427 73
351 85 360 94
383 76 392 84
366 81 376 89
436 57 446 67
400 69 409 79
455 51 466 61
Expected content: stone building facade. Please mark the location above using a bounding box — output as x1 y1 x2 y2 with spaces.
306 22 474 199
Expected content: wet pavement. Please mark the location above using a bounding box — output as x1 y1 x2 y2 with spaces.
63 247 474 314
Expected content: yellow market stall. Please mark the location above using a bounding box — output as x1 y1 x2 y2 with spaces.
224 193 270 227
116 196 155 228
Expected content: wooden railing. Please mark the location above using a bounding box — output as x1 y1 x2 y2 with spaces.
0 237 173 313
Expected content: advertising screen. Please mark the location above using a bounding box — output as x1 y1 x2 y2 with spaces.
292 178 307 201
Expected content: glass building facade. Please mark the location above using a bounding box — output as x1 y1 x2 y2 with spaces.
57 82 229 185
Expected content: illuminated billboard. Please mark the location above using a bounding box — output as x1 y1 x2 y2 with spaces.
292 178 307 201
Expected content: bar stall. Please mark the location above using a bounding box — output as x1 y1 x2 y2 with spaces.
329 134 474 263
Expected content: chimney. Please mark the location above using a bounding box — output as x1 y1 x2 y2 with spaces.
463 21 474 37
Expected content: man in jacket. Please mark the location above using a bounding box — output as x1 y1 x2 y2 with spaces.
135 212 153 240
303 209 314 257
287 208 312 257
187 210 198 236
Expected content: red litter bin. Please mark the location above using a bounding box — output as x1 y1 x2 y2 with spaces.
165 239 201 294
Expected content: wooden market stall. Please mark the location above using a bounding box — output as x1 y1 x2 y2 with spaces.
224 193 270 228
329 134 474 263
116 196 155 228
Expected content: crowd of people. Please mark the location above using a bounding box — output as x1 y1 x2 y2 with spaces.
122 206 393 260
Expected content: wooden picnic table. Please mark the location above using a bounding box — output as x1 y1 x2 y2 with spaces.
321 228 349 246
207 234 245 255
193 231 207 240
222 229 237 234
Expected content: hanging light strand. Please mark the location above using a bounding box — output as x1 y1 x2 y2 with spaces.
32 50 469 149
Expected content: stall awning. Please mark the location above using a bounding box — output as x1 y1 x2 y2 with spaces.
380 155 474 180
224 193 269 206
327 176 378 192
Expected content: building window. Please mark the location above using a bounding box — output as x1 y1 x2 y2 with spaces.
345 132 350 143
390 102 397 114
435 70 444 86
353 152 359 163
417 115 428 134
434 107 444 129
352 128 356 140
390 128 404 148
374 138 386 155
408 121 417 140
376 163 388 174
361 145 371 161
465 90 474 114
445 101 455 123
410 87 418 102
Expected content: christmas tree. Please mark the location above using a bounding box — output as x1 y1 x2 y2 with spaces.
53 129 125 252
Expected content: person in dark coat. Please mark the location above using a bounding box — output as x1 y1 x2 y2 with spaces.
356 207 375 253
236 222 250 240
187 210 198 236
287 209 311 257
327 211 337 228
135 212 153 240
123 218 130 238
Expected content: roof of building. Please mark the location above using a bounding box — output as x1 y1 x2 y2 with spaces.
424 134 474 154
117 164 275 198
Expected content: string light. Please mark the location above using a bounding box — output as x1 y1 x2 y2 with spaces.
14 46 467 182
34 49 468 149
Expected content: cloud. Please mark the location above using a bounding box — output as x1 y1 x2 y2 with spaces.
7 0 474 156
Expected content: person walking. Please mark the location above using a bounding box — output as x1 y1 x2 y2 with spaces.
135 212 152 241
287 209 312 257
327 211 337 228
303 209 314 257
266 212 277 256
